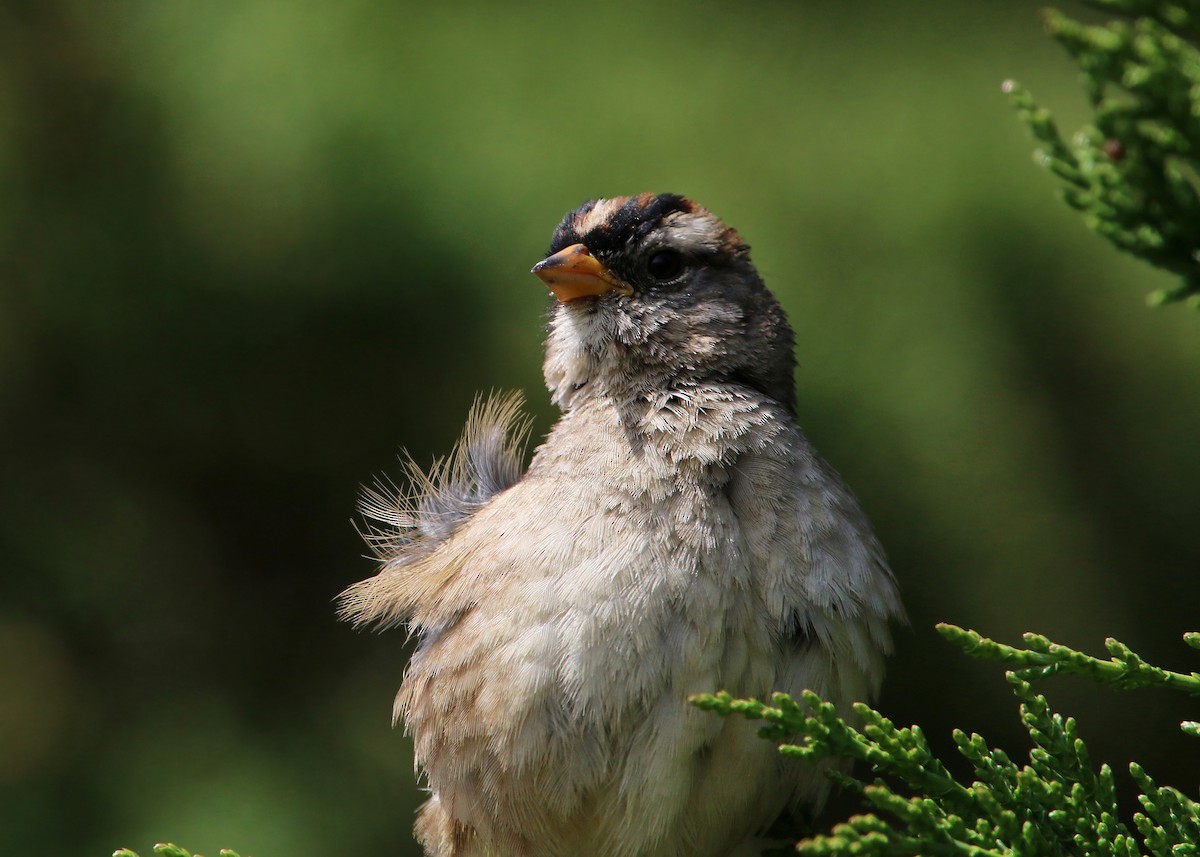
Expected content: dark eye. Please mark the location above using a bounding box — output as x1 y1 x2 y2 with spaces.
646 249 684 281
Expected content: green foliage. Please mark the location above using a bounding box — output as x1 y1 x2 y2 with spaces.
940 623 1200 695
113 844 242 857
1005 0 1200 305
692 627 1200 856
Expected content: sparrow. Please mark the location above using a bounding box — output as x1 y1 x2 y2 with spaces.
340 193 903 857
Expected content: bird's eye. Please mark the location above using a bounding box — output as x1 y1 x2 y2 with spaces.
646 249 684 281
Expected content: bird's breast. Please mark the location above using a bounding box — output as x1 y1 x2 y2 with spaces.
398 389 815 855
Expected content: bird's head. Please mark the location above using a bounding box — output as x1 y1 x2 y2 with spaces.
532 193 796 413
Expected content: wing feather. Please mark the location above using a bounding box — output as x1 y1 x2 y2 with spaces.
339 391 532 629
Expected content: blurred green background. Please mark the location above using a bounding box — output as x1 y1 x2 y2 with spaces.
2 1 1198 854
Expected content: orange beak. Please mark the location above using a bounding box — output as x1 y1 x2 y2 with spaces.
531 243 632 302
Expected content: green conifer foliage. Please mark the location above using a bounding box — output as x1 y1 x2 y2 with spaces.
1006 1 1200 305
114 845 242 857
693 626 1200 855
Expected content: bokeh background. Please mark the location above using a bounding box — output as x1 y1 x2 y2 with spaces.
3 1 1198 854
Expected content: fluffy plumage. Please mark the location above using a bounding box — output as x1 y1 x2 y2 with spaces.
346 392 531 630
340 194 904 857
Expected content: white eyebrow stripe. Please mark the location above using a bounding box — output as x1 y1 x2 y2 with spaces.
656 212 727 254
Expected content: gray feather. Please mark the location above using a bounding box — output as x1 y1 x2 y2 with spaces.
358 391 532 563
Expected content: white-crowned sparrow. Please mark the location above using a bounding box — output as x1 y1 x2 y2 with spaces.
340 194 903 857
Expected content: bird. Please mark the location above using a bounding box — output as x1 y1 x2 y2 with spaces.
339 193 903 857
